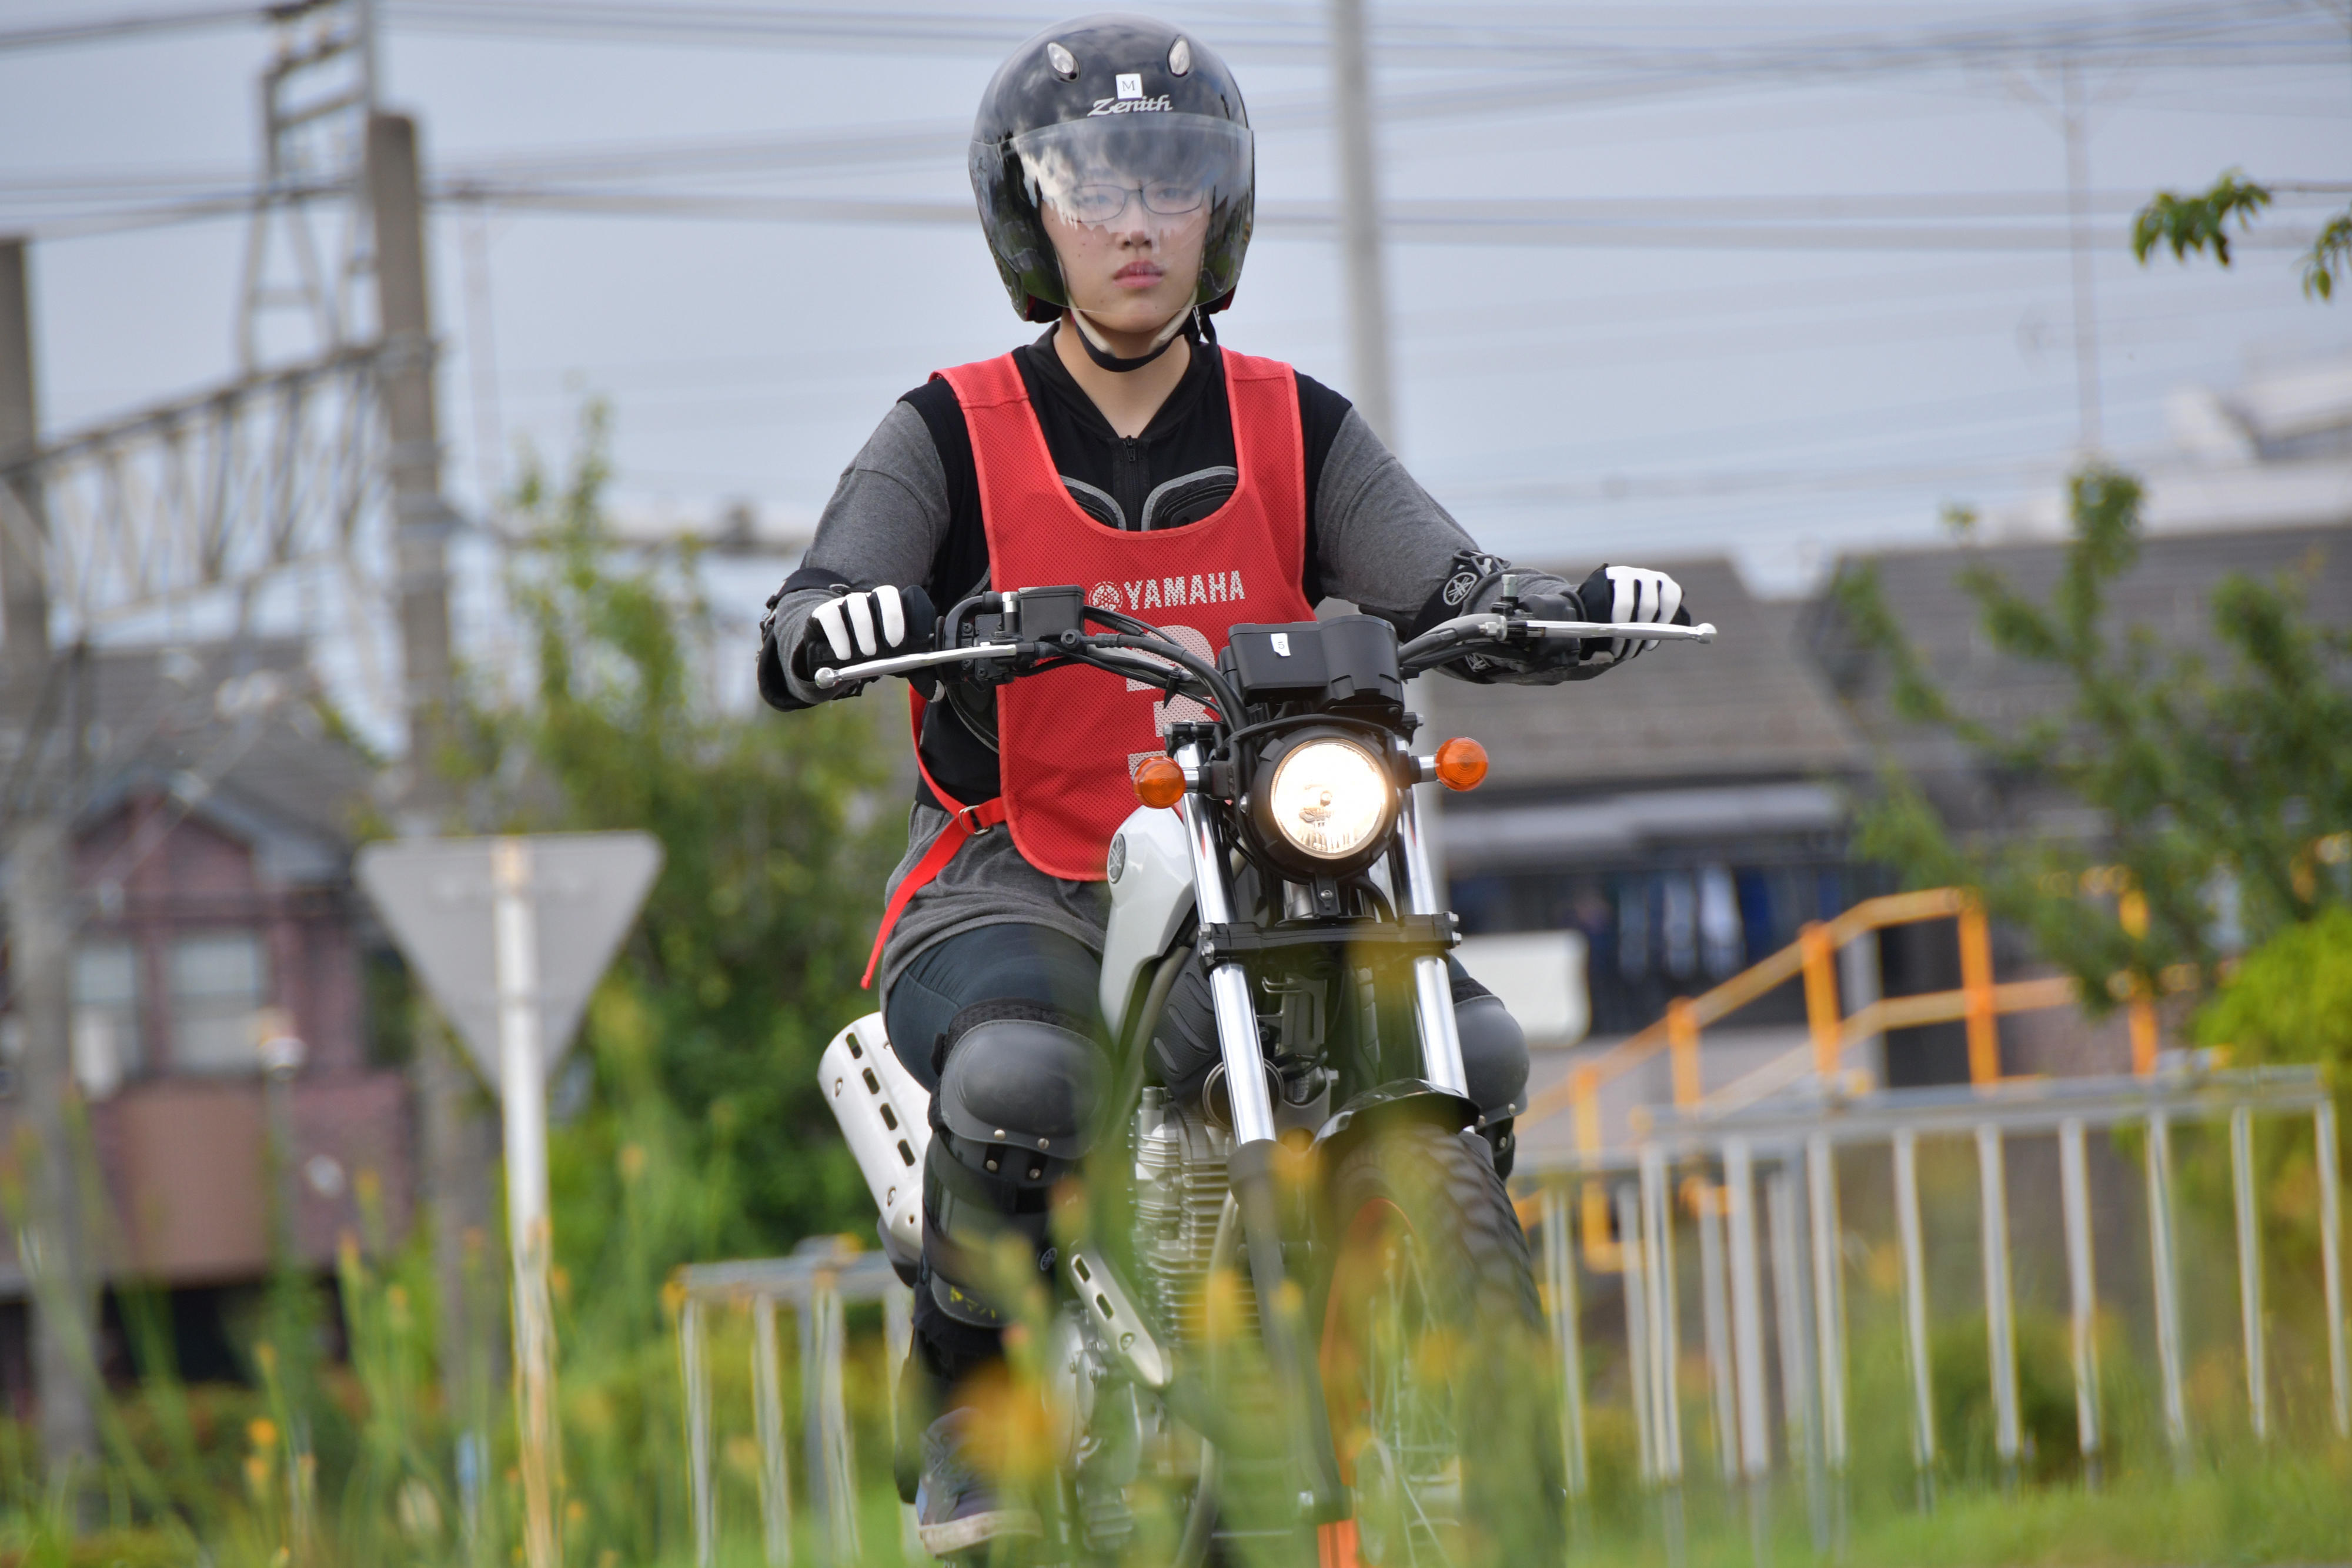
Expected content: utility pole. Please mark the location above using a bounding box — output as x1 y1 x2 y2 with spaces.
2059 59 2103 456
1330 3 1453 892
368 113 501 1550
370 115 456 764
1 243 49 684
1330 0 1397 447
0 237 98 1506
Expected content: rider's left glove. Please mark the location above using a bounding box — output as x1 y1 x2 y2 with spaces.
790 583 937 690
1572 565 1690 670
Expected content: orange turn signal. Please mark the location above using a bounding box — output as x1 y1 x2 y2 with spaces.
1134 756 1187 809
1433 737 1488 792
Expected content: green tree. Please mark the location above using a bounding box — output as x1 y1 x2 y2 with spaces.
2132 169 2351 300
453 407 900 1254
1832 467 2352 1012
2194 904 2352 1078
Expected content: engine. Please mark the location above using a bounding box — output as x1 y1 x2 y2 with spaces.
1130 1086 1252 1358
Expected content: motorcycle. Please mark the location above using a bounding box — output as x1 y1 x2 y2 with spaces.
817 582 1714 1565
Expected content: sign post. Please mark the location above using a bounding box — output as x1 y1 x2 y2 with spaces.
493 839 560 1568
356 831 663 1568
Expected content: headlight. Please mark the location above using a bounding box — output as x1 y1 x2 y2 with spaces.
1264 737 1393 862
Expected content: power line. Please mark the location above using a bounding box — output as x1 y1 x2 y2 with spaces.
0 4 263 54
487 278 2285 412
1415 353 2287 482
372 0 2341 73
407 185 2336 255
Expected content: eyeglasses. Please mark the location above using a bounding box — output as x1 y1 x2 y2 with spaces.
1058 181 1207 223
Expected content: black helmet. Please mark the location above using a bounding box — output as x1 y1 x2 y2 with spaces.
970 14 1254 323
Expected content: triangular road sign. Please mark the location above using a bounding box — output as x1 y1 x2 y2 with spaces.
356 832 663 1095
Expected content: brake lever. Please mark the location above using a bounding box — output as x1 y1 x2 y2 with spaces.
1518 618 1718 644
1396 613 1719 677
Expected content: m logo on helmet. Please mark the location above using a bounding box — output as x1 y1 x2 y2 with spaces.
1115 72 1143 99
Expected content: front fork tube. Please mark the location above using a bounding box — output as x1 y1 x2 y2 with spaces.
1175 745 1348 1523
1396 785 1471 1098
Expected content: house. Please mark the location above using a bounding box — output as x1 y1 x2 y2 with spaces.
1458 353 2351 1158
1804 516 2352 1081
0 638 412 1390
1435 558 1876 1038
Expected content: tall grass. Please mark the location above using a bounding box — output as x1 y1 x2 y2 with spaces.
1 1139 2348 1566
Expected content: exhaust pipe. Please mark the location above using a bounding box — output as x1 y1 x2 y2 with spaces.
818 1012 931 1268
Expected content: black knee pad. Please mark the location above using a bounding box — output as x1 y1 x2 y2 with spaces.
935 1002 1105 1160
1454 991 1530 1124
1454 988 1529 1181
923 1002 1105 1328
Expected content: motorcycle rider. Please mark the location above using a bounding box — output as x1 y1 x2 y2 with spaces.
757 15 1689 1556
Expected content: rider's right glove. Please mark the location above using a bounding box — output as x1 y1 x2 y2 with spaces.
789 583 937 693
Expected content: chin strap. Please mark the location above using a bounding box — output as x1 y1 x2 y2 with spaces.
1065 303 1205 373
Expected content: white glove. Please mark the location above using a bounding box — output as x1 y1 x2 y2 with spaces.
1575 564 1687 665
807 585 917 663
792 584 936 690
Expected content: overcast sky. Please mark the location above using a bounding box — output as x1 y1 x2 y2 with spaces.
2 0 2346 663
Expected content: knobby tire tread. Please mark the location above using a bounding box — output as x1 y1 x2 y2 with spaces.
1326 1123 1563 1568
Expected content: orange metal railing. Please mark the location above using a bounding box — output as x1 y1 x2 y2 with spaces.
1520 885 2159 1270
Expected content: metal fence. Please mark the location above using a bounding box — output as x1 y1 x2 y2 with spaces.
674 1241 914 1568
1524 1063 2347 1553
674 1065 2344 1566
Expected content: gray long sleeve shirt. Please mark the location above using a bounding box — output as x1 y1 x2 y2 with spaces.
759 329 1572 995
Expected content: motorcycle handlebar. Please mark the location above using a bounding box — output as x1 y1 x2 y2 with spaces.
813 613 1719 691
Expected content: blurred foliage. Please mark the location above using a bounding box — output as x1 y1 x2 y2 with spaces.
449 401 900 1249
0 404 902 1563
2130 170 2272 268
1834 466 2352 1012
2195 905 2352 1079
2131 169 2350 301
1926 1311 2077 1484
433 405 900 1559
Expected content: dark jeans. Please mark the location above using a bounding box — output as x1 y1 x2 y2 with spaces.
883 922 1102 1095
883 923 1102 1386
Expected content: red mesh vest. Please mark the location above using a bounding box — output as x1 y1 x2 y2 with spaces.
938 346 1315 881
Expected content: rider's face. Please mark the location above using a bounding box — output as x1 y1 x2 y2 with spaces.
1044 196 1206 336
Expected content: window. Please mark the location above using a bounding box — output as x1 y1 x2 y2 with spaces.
71 941 145 1096
169 932 268 1074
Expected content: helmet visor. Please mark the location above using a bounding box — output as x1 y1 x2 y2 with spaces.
1007 116 1252 237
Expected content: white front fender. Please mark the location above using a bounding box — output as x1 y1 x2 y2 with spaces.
1098 804 1197 1036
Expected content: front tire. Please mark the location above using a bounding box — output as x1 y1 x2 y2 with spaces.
1318 1122 1563 1568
